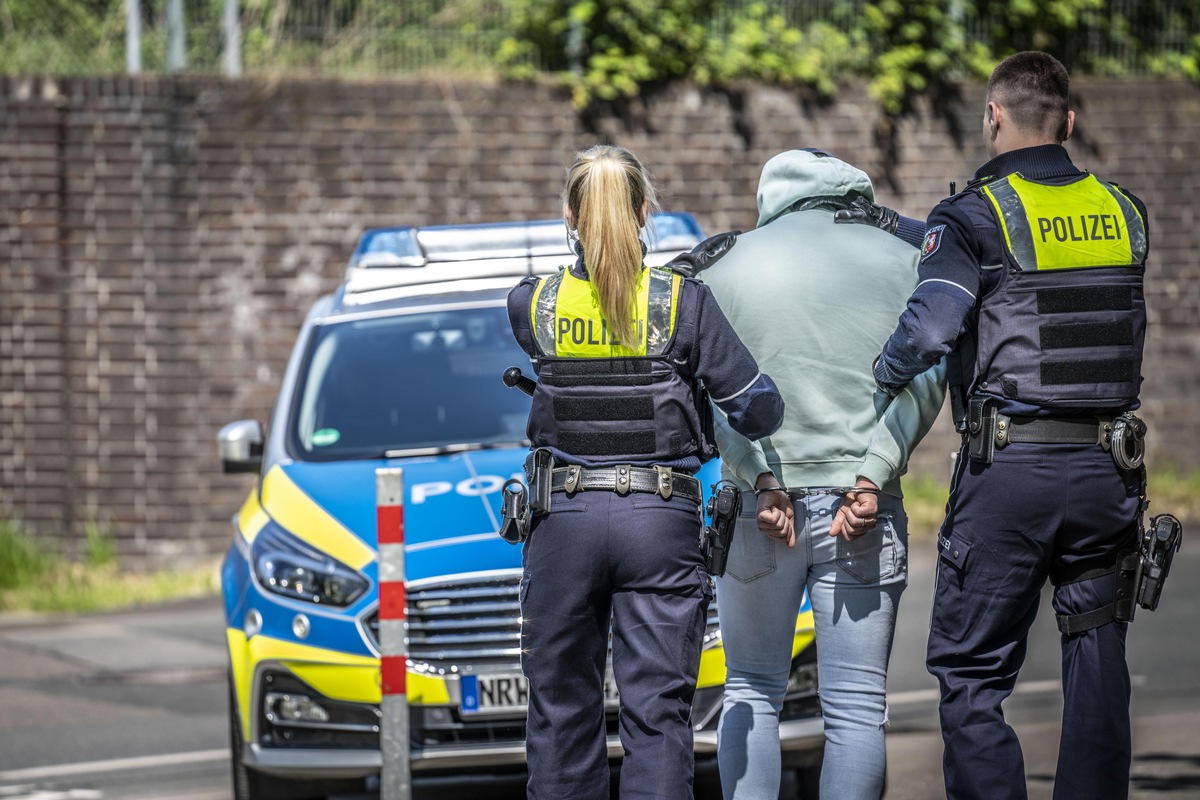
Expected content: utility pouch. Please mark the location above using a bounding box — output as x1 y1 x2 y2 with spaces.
528 448 554 516
1136 514 1183 612
703 481 742 577
498 479 531 545
1112 549 1141 623
967 396 997 464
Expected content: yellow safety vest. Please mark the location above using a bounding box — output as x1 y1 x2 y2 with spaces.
530 266 681 358
981 172 1147 272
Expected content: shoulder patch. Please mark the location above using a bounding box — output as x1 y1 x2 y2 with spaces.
921 224 947 259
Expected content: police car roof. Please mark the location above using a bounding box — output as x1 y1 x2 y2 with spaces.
336 213 703 309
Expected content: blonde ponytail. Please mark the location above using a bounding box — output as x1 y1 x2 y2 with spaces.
564 146 659 346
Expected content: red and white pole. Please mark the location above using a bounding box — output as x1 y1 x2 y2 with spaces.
376 467 410 799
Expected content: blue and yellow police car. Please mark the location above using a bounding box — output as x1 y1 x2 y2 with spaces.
216 215 823 799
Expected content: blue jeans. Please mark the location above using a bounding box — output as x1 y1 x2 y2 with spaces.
715 492 907 800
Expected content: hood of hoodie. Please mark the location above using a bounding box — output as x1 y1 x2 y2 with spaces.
756 149 876 228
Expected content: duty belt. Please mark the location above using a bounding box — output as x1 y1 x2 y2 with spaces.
996 415 1114 448
550 465 702 502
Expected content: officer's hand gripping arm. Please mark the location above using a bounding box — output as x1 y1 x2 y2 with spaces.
664 231 740 277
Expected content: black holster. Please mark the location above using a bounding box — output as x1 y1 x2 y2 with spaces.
967 396 998 464
703 482 741 577
497 448 555 545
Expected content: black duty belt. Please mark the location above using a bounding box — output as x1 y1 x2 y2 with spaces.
998 416 1113 448
550 465 702 502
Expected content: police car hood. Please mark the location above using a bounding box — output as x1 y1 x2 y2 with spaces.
276 448 526 583
756 148 875 228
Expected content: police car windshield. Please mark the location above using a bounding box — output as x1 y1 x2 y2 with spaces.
290 305 533 461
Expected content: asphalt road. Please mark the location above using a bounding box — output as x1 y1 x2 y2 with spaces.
1 535 1198 799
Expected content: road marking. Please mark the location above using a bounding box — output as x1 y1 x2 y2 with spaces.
0 750 227 782
0 789 102 799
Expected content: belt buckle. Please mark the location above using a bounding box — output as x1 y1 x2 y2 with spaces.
564 465 582 493
654 465 673 500
615 465 632 496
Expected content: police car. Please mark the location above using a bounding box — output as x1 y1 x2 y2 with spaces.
217 214 824 799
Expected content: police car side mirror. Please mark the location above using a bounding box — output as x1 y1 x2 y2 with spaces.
218 419 265 474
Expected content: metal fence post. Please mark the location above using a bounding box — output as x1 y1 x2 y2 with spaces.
223 0 243 77
125 0 141 74
377 467 410 799
166 0 185 72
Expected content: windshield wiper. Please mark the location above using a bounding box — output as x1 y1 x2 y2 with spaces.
382 440 529 459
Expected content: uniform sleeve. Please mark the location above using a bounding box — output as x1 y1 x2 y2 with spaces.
506 277 539 358
712 408 772 488
895 215 927 249
858 359 948 489
875 200 981 392
687 281 784 441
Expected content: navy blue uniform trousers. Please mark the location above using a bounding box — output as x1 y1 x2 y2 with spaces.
928 441 1141 800
520 489 710 800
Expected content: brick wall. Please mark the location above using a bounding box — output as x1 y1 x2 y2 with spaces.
2 75 1198 566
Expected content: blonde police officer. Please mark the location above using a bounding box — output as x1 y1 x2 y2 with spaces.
506 144 784 800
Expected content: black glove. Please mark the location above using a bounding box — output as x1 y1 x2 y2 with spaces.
664 231 740 277
834 195 900 236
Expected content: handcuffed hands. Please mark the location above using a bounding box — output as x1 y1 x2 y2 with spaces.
830 478 881 540
755 472 795 548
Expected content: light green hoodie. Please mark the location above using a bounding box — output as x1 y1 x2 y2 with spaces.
698 150 946 497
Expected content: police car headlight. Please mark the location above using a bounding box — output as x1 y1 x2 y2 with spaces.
251 526 369 607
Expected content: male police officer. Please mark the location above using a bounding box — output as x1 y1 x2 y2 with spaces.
874 52 1150 799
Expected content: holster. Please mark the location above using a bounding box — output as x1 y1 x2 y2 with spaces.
497 448 555 545
967 396 998 464
703 482 741 577
1136 514 1183 612
498 479 531 545
527 447 554 516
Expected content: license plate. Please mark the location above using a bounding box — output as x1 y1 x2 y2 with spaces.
460 672 619 715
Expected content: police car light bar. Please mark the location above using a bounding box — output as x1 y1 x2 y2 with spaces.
341 213 704 298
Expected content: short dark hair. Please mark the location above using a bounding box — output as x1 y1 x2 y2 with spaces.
987 51 1071 142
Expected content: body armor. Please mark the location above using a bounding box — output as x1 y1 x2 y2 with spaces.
525 266 714 463
973 172 1148 409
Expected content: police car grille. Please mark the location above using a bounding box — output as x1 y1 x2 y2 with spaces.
405 572 524 665
364 571 722 667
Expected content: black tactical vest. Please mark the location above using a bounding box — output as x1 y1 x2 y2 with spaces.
973 173 1148 410
525 267 715 464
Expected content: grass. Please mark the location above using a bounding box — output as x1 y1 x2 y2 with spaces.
901 466 1200 539
0 513 220 616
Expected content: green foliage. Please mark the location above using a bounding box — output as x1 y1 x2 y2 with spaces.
701 6 866 95
863 0 972 118
84 517 118 569
500 0 717 108
4 0 1199 113
499 0 870 109
0 507 217 615
0 513 54 591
